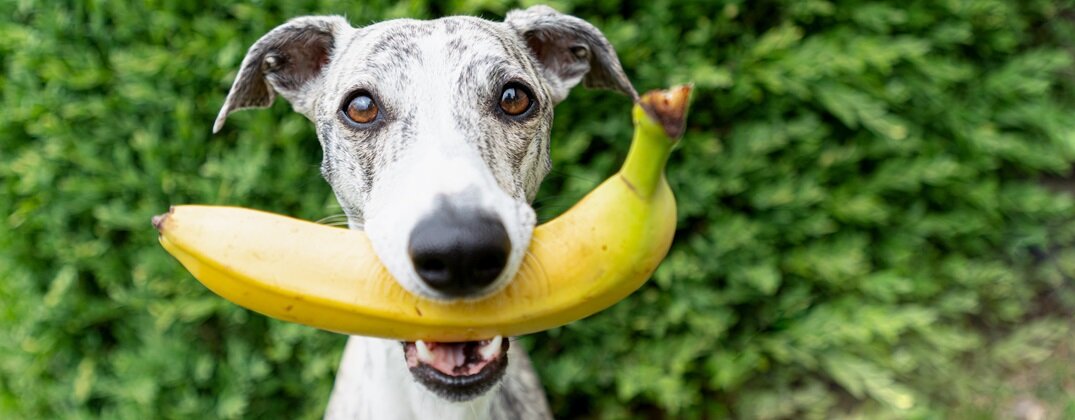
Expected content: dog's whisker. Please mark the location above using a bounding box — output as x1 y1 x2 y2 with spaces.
518 257 537 283
526 237 558 286
527 235 548 248
546 169 602 184
315 213 349 224
523 248 550 289
533 195 588 219
531 193 581 204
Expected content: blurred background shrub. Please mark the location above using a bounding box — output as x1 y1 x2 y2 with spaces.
3 0 1075 418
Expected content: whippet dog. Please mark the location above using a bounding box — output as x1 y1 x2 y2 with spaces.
213 5 637 419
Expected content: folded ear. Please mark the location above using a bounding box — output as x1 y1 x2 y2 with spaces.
505 5 637 104
214 16 350 133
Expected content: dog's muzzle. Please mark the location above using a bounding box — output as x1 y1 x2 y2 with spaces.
403 337 510 400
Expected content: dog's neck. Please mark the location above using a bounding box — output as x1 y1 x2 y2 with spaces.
324 337 496 419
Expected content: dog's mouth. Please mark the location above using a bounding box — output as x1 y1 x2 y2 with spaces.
402 337 509 401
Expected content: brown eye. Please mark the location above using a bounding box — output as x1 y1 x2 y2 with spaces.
499 84 532 116
344 93 378 124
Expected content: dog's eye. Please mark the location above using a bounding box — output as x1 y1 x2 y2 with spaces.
499 83 532 116
344 93 379 124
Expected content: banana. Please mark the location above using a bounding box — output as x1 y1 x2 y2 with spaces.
156 85 691 341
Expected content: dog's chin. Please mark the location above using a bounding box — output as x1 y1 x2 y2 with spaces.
402 338 510 402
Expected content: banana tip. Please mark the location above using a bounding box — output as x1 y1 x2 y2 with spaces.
639 84 693 140
152 207 174 232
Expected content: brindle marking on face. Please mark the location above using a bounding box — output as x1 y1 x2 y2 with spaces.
318 19 556 205
217 9 635 218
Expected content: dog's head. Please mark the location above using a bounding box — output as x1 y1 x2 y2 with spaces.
215 6 634 402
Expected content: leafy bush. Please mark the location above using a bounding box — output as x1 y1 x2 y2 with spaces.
3 0 1075 418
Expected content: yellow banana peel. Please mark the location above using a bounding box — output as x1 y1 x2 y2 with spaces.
156 85 691 341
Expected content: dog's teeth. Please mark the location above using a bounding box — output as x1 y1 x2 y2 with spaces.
479 336 503 360
416 340 434 364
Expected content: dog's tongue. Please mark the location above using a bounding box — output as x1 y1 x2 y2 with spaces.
406 337 504 376
425 342 473 374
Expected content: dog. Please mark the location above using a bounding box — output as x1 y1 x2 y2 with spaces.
213 5 637 419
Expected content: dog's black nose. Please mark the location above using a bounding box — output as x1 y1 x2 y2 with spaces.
408 209 511 297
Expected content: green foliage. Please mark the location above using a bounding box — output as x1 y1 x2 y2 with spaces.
3 0 1075 418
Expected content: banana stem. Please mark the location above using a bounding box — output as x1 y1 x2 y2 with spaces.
619 85 692 198
620 112 673 198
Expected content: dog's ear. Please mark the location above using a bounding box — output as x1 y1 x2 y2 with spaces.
214 16 350 133
505 6 637 104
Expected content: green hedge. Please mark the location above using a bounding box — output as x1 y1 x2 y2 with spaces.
3 0 1075 418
